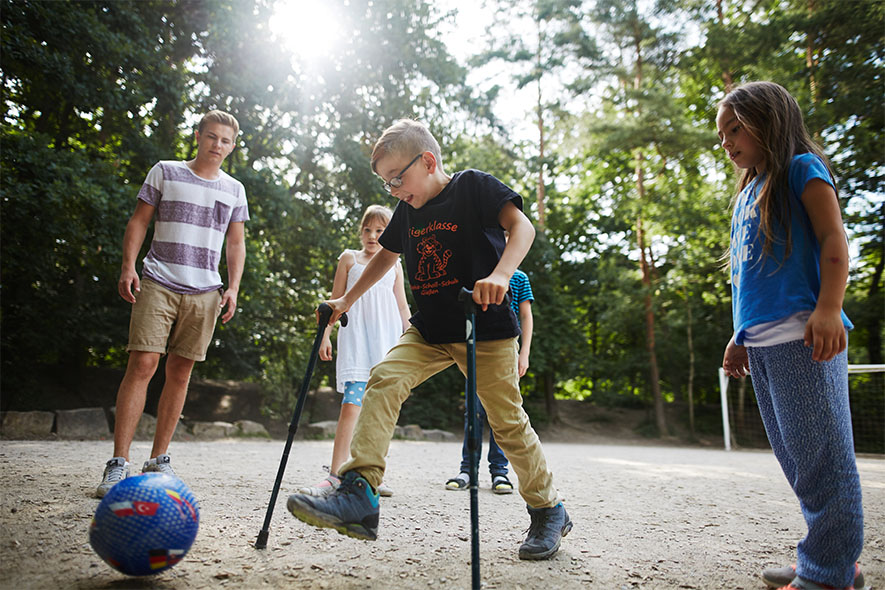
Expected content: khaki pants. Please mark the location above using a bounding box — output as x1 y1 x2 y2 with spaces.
341 326 558 508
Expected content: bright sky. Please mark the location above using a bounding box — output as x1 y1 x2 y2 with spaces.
435 0 540 142
267 0 538 141
268 1 342 61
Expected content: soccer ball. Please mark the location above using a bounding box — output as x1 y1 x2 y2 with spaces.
89 473 200 576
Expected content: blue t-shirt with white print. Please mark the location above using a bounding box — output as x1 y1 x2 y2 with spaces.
729 152 852 345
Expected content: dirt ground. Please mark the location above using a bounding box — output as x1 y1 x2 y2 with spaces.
0 435 882 590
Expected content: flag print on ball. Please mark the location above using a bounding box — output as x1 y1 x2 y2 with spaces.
89 473 199 576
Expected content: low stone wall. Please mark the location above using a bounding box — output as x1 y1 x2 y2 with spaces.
0 409 269 441
301 420 456 442
0 407 459 443
0 386 455 442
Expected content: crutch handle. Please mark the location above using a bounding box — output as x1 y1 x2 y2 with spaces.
458 287 476 315
317 302 348 327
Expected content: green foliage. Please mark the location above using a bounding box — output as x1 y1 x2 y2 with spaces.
1 0 881 437
0 129 133 379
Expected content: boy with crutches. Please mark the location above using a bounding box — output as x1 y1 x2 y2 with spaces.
286 119 571 560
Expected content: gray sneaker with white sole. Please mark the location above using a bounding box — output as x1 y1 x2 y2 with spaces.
96 457 130 498
142 453 176 477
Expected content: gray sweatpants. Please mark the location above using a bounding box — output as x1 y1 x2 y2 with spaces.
748 340 863 588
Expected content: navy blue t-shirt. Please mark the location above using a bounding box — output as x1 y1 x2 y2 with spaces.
379 169 522 343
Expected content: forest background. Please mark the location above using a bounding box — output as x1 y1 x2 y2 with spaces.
1 0 882 447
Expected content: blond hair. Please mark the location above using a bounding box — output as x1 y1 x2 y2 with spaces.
198 110 240 138
359 204 393 230
720 81 835 262
371 119 444 174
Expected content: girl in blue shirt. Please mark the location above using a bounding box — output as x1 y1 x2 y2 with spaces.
717 82 864 590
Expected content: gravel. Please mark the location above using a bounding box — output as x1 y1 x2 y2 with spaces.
1 438 882 589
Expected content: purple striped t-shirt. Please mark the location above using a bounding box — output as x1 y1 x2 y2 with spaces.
136 161 249 294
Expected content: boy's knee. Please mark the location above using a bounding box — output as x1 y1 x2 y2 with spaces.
126 352 160 381
164 355 196 386
365 370 410 399
486 407 531 436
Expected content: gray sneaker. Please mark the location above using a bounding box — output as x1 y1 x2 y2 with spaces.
142 453 176 477
96 457 130 498
518 503 573 560
762 563 864 589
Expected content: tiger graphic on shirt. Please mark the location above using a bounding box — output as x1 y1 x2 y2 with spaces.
414 234 451 281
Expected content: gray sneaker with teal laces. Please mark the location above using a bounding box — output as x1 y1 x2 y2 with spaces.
287 471 380 541
518 503 573 560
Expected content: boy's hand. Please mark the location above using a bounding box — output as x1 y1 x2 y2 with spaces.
118 267 140 303
722 337 749 379
220 288 238 323
472 272 510 311
318 297 350 327
804 308 846 362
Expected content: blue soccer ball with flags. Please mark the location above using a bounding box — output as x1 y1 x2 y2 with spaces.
89 473 200 576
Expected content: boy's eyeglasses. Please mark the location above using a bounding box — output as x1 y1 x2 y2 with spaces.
382 154 422 193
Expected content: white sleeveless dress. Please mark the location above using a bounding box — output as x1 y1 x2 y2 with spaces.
335 251 403 393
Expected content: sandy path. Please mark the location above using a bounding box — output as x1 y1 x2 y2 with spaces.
0 439 882 589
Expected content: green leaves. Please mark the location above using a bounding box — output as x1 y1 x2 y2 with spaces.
1 129 133 375
2 0 880 430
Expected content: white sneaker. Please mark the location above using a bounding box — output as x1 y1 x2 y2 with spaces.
96 457 130 498
376 482 394 497
142 453 176 477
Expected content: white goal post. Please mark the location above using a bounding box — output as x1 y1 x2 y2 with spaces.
719 364 885 451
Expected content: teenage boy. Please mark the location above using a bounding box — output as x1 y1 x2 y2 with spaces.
287 119 571 560
96 110 249 498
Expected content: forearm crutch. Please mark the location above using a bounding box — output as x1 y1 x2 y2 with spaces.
255 303 347 549
458 287 481 590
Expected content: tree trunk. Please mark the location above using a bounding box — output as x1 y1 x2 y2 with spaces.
535 16 546 228
632 19 666 437
716 0 735 92
806 0 819 107
686 295 696 438
637 212 667 437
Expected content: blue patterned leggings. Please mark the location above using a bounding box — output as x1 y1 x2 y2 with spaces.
748 340 863 587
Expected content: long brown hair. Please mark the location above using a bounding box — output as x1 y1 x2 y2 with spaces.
720 81 836 261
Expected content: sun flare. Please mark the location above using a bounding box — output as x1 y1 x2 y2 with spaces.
269 0 341 61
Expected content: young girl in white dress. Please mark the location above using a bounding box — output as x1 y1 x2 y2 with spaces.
299 205 410 497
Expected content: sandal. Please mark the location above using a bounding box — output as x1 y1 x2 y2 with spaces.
492 474 514 495
445 472 469 490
